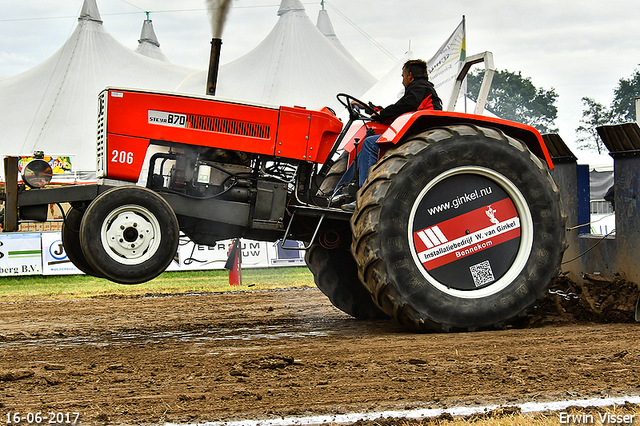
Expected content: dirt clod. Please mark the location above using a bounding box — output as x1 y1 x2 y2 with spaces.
43 363 66 371
527 274 640 325
0 369 34 382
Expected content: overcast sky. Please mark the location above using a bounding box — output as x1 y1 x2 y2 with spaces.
1 0 639 150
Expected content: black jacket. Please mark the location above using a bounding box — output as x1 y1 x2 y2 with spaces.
375 77 443 122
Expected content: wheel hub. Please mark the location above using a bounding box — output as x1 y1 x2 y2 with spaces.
105 211 155 259
408 167 533 298
122 226 139 242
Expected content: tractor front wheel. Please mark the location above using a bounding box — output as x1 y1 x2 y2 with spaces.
80 186 179 284
62 208 103 278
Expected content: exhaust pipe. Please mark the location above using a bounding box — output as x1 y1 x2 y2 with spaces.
207 37 222 96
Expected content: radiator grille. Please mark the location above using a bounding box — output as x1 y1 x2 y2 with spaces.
186 114 271 139
96 91 107 178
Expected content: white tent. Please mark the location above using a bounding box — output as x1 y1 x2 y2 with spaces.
178 0 377 111
316 6 375 84
0 0 376 178
358 49 498 118
359 51 414 109
135 19 170 63
0 0 199 178
576 149 614 172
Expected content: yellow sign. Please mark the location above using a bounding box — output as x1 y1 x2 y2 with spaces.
18 156 72 174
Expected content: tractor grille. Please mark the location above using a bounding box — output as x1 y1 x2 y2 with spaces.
186 114 271 139
96 91 107 178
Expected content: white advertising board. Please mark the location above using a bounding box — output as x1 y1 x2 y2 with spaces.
167 238 271 271
40 232 83 275
266 239 306 266
0 232 306 277
167 237 306 271
0 233 43 276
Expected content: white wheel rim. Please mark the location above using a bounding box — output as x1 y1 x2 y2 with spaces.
100 205 162 265
408 166 534 299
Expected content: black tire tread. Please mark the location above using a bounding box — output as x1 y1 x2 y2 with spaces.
305 243 388 320
61 208 103 278
317 151 348 197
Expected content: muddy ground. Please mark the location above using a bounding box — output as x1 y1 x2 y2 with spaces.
0 280 639 425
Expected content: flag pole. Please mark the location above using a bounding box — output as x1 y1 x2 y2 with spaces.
463 15 467 114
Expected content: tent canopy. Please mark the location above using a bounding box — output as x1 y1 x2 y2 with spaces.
0 0 376 177
0 0 198 176
178 0 376 111
135 19 170 62
316 8 375 83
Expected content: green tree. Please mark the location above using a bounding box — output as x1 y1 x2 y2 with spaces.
575 97 611 154
467 69 559 134
611 67 640 123
575 67 639 153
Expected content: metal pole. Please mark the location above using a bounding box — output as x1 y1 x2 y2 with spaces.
206 38 223 96
3 156 19 232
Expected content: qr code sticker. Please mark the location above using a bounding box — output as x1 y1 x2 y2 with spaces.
469 260 495 287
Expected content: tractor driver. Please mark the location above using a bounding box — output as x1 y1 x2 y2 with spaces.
332 59 442 210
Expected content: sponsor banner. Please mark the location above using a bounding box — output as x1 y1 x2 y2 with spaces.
414 198 520 270
1 232 306 277
167 238 305 271
267 240 306 266
427 18 466 106
19 156 72 174
0 233 43 276
41 232 83 275
167 238 271 271
411 174 522 290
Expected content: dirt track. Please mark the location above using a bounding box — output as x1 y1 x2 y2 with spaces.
0 287 639 425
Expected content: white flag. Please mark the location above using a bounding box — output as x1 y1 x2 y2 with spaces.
427 18 466 109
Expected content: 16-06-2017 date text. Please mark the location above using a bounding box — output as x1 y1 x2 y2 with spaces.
5 412 80 424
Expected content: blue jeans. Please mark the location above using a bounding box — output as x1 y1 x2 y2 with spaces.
335 134 381 191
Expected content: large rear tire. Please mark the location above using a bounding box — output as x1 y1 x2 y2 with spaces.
305 236 388 320
316 151 348 197
351 125 566 332
80 186 179 284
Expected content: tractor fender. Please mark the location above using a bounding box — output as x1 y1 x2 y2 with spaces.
378 110 554 169
336 121 389 166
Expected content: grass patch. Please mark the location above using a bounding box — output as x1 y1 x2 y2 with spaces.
0 267 315 300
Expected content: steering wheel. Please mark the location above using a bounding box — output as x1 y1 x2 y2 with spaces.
337 93 377 120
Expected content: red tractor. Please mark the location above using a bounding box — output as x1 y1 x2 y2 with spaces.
2 84 566 332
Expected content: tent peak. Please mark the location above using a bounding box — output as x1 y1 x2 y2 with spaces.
316 9 335 37
79 0 103 23
278 0 305 16
135 18 169 62
139 19 160 47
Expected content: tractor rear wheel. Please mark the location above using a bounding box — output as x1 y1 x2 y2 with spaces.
306 237 388 320
316 151 348 197
351 125 566 332
80 186 179 284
